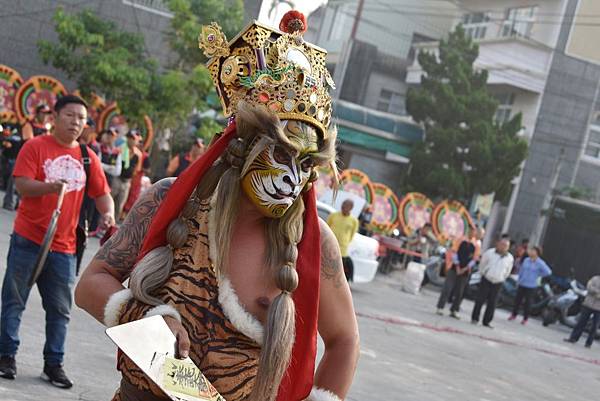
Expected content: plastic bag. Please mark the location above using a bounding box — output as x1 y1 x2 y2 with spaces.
402 261 426 294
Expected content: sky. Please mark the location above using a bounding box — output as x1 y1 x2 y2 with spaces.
257 0 328 26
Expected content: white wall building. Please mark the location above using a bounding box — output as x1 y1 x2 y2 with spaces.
407 0 568 141
304 0 458 192
406 0 600 254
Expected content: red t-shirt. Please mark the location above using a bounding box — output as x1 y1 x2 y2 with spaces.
13 135 110 254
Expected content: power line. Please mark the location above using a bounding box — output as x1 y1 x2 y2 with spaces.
0 0 97 19
129 0 153 59
359 3 600 21
350 1 559 79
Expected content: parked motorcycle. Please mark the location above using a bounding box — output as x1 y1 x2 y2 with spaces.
542 279 587 328
423 246 447 287
495 275 553 316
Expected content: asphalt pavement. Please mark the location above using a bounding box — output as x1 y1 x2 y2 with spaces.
0 203 597 401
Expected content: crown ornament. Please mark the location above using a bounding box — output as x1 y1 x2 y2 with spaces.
198 11 335 141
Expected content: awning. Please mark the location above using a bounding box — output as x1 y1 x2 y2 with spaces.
334 100 423 143
337 125 412 157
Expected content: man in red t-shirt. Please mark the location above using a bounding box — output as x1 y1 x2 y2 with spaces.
0 95 114 388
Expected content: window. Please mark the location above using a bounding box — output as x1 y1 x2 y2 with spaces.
376 89 405 114
585 115 600 159
462 12 490 40
494 93 515 124
501 6 537 38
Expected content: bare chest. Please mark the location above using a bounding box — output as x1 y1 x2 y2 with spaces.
225 229 279 324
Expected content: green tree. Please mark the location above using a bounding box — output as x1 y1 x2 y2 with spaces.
38 9 214 133
406 26 528 201
38 8 154 122
166 0 244 70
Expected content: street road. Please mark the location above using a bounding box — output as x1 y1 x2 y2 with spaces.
0 205 597 401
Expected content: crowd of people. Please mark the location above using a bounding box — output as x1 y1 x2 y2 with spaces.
0 11 363 400
0 9 598 399
2 108 207 229
0 96 114 387
0 95 210 388
415 227 600 346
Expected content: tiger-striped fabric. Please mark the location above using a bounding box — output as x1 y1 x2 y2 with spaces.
111 201 261 401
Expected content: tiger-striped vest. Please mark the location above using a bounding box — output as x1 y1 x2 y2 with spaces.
112 201 262 401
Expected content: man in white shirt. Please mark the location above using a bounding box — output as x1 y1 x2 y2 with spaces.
471 238 513 328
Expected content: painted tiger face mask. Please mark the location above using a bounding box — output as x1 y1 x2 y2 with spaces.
241 120 319 218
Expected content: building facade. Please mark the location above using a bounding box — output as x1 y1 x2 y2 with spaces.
305 0 457 193
0 0 262 88
0 0 176 88
407 0 600 244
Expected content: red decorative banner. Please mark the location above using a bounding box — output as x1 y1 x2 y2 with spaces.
431 200 475 243
14 75 67 123
398 192 434 236
0 65 23 123
339 169 375 205
369 182 400 234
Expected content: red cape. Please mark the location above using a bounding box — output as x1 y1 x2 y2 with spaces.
137 122 320 400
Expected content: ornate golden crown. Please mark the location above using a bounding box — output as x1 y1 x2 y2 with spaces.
198 12 335 141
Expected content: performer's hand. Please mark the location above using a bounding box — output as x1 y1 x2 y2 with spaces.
164 316 190 359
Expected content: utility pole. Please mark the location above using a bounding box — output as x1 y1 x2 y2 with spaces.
531 148 565 246
350 0 365 39
333 0 365 100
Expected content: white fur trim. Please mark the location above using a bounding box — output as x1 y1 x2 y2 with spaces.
207 200 265 345
305 387 343 401
218 277 264 345
144 304 182 323
104 289 133 327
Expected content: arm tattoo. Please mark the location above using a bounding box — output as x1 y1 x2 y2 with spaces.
95 178 174 277
320 225 345 289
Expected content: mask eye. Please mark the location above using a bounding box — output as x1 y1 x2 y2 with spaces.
300 156 315 172
273 145 292 165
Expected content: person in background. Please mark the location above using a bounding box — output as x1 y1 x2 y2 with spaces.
1 124 23 210
78 119 101 220
78 118 100 156
564 275 600 348
437 229 480 319
21 104 53 140
99 129 122 187
112 130 142 222
122 144 151 218
445 228 483 274
76 118 104 272
509 246 551 324
165 137 205 177
471 238 514 328
358 204 373 236
408 223 437 262
327 199 359 282
407 224 438 287
512 238 529 274
0 95 114 388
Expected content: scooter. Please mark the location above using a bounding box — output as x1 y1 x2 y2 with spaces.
496 275 553 316
423 246 447 287
464 265 482 300
542 280 587 328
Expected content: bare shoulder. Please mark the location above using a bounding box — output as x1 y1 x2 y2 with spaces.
319 218 345 289
94 178 175 276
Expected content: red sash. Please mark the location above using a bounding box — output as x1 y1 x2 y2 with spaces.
136 122 319 400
